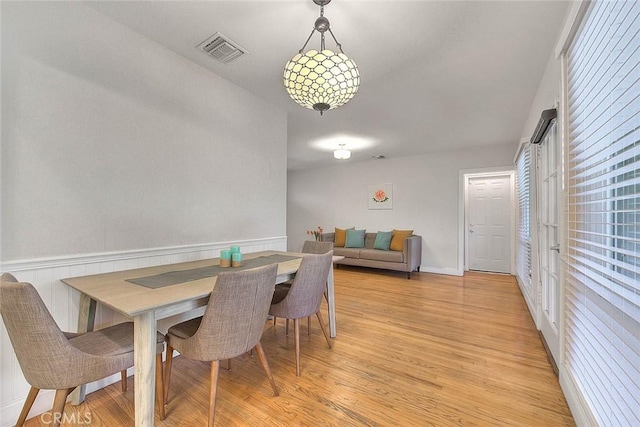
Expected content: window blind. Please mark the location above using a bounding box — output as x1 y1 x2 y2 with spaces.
516 145 532 297
566 0 639 425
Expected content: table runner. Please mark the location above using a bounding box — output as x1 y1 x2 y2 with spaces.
126 254 300 289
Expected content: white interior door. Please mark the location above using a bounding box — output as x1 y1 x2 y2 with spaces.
467 175 512 273
537 121 560 365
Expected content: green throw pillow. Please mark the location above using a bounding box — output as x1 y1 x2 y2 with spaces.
373 231 393 251
345 229 366 248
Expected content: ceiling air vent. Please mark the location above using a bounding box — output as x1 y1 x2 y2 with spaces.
196 32 248 64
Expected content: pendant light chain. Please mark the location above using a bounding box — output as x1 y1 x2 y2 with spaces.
320 5 326 51
327 29 342 53
299 28 316 54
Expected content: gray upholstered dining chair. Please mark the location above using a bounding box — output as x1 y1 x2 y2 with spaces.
269 251 334 376
0 272 166 427
301 240 334 254
163 263 279 427
273 240 334 334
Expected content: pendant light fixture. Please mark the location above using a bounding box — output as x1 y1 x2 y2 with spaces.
283 0 360 115
333 144 351 160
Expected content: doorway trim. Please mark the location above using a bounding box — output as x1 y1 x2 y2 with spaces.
458 167 516 275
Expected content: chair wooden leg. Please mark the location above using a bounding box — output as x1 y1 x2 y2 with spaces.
51 388 73 427
307 316 311 336
253 342 279 396
294 318 301 376
164 344 174 405
225 359 232 370
208 360 221 427
316 310 333 349
155 353 165 420
121 370 128 392
16 386 39 427
273 316 277 325
285 318 289 336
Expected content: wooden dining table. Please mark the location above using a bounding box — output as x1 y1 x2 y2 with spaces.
61 250 340 427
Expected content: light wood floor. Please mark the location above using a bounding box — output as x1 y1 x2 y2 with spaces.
25 268 574 426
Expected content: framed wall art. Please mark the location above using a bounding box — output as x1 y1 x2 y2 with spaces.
368 183 393 209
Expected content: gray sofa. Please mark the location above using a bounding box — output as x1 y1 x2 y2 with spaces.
319 232 422 279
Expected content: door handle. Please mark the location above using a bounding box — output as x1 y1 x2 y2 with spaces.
550 244 560 253
469 230 474 233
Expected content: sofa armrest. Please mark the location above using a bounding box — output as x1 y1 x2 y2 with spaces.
320 232 335 243
404 235 422 271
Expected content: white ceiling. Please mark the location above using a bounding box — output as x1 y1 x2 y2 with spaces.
88 0 570 170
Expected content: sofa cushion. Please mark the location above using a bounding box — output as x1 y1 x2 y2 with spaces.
373 231 393 251
345 229 366 248
333 247 361 259
390 229 413 251
359 249 404 263
334 227 353 247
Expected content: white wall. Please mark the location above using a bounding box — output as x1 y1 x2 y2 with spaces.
0 2 287 424
1 1 287 262
287 144 515 275
520 50 561 142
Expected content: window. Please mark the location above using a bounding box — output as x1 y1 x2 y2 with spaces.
515 144 532 296
565 0 639 424
613 140 639 279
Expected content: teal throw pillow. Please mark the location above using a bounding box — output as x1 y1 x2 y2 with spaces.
373 231 393 251
345 229 366 248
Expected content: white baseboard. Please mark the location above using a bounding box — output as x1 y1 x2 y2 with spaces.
515 276 539 328
0 236 287 427
419 266 463 276
559 365 597 427
1 389 55 427
0 375 122 427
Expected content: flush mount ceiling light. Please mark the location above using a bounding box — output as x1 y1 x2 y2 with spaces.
333 144 351 160
283 0 360 116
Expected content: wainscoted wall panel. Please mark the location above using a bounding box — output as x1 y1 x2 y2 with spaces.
0 237 286 427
